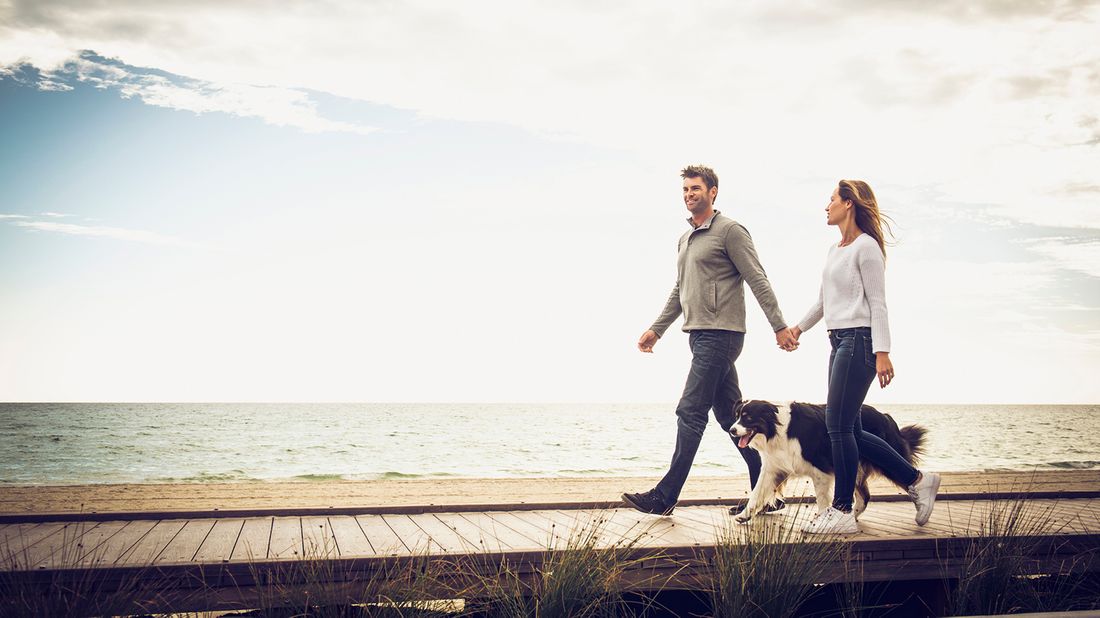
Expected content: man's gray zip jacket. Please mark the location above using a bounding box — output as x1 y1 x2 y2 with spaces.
650 211 787 337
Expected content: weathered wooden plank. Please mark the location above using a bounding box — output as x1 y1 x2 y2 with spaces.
268 517 304 560
407 512 480 553
875 502 975 536
326 516 374 557
379 514 436 554
192 519 245 563
857 507 945 538
80 520 158 567
37 521 131 569
13 522 99 569
0 523 65 561
301 516 339 559
671 505 725 531
428 512 505 552
115 519 188 565
539 509 619 539
633 516 713 548
488 511 564 550
156 520 215 564
356 515 408 555
528 509 623 549
854 512 925 539
458 511 543 550
231 518 272 562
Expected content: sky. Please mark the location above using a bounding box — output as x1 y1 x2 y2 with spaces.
1 0 1098 404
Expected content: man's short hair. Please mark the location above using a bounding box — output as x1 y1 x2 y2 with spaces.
680 165 718 191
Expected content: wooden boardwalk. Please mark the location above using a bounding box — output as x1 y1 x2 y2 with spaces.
5 498 1100 571
3 472 1100 612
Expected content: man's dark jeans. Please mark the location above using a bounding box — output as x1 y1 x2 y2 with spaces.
827 327 919 511
654 329 761 505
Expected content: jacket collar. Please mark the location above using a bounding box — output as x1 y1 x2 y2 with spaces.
686 209 721 230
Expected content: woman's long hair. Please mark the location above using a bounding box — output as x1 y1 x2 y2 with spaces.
838 179 895 257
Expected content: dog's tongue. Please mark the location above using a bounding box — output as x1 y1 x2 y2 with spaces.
738 433 753 449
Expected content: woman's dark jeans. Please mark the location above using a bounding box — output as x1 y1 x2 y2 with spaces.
827 327 919 511
654 329 761 505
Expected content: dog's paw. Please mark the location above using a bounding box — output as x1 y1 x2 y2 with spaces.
733 512 752 524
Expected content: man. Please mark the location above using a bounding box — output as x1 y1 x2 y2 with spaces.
622 164 798 516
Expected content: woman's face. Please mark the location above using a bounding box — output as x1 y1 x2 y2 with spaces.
826 187 850 226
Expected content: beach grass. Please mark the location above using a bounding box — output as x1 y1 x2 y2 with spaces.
703 508 850 618
0 521 194 617
447 511 672 617
941 490 1100 615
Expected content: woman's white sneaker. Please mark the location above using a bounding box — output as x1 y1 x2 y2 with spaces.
802 507 859 535
907 471 941 526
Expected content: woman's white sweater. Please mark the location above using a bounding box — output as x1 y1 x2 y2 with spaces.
796 233 891 353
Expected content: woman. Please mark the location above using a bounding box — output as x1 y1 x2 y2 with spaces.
791 179 940 534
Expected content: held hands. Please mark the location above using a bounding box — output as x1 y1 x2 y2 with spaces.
876 352 895 388
638 329 659 353
776 327 800 352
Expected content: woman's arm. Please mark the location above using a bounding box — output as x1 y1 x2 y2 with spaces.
857 242 891 354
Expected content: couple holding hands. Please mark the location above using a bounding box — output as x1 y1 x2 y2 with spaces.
623 165 940 535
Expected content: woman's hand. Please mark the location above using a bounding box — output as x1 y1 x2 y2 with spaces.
876 352 895 388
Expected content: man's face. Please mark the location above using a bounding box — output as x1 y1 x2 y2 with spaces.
682 176 716 215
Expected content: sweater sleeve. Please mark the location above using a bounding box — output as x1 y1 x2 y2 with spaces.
857 241 891 353
649 283 682 337
796 283 824 334
725 223 787 332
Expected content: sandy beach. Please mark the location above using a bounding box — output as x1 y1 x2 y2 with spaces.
2 470 1092 516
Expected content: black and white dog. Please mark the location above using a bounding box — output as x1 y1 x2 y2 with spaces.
729 400 926 523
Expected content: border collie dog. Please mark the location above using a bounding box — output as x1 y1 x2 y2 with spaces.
729 400 926 523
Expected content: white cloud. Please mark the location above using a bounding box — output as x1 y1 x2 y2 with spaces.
0 214 29 219
39 211 69 217
12 220 207 250
73 53 374 135
2 1 1097 228
1027 238 1100 278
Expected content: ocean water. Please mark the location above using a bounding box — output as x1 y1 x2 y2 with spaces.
0 403 1097 485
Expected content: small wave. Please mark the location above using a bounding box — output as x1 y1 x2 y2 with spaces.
376 471 462 480
559 469 613 475
153 470 256 483
291 473 346 481
379 471 422 479
1045 461 1100 470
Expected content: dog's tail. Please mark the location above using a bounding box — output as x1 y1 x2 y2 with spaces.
900 424 928 464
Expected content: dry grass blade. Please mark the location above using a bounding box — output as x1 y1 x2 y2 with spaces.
706 508 848 618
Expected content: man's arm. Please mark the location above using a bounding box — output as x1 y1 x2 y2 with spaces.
724 223 787 332
649 283 681 339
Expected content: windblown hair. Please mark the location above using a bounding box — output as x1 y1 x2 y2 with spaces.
838 179 895 257
681 165 719 193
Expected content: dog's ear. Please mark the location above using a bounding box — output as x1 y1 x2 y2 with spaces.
733 399 747 416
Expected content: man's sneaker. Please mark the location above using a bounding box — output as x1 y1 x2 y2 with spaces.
621 490 674 516
728 498 787 517
802 507 859 535
907 471 941 526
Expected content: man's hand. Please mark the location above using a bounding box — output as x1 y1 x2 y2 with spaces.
775 327 799 352
638 329 660 353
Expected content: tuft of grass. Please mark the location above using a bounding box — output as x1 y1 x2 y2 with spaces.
942 492 1094 616
235 535 451 617
705 509 848 618
0 521 194 617
457 512 667 618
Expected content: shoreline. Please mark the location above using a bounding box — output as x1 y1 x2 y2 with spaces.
3 470 1097 516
